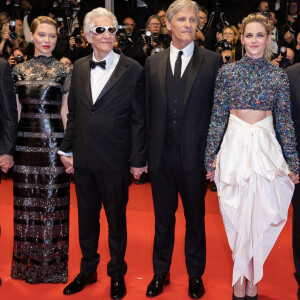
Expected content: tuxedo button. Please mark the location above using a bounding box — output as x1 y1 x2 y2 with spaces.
173 120 176 124
174 99 178 103
91 111 95 115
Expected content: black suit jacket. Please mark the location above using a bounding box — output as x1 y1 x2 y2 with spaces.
59 52 146 172
0 59 17 156
145 45 222 172
286 63 300 157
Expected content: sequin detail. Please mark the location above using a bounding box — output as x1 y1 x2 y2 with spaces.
14 165 66 174
17 132 65 138
205 56 299 174
20 113 61 119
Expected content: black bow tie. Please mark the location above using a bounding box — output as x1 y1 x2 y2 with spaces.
89 60 106 69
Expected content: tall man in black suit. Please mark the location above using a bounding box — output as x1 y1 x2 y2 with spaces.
59 7 146 300
286 63 300 300
144 0 222 298
0 58 18 287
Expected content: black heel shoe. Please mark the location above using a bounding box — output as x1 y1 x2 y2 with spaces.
245 296 257 300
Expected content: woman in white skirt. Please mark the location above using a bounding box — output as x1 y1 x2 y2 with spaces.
205 14 300 300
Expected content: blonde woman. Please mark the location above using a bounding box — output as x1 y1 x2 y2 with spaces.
206 14 299 300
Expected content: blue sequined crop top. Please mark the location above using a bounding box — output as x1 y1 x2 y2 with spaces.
205 56 299 174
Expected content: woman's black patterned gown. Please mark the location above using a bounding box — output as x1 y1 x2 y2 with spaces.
11 56 72 284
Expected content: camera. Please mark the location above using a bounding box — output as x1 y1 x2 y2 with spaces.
116 25 132 48
145 31 153 55
262 10 271 18
9 21 18 40
152 33 162 45
72 25 83 45
14 54 25 64
215 39 232 53
278 46 292 69
57 17 64 28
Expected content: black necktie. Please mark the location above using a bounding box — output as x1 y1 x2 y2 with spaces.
174 51 183 84
89 60 106 69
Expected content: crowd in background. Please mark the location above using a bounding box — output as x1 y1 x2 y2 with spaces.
0 0 300 71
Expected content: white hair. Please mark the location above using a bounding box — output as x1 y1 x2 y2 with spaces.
166 0 199 24
83 7 118 35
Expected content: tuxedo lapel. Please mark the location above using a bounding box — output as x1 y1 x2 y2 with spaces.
183 46 204 109
82 55 93 106
158 48 170 108
94 54 128 105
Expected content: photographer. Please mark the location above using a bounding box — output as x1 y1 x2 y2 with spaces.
271 46 295 69
194 6 216 51
21 0 39 43
117 17 146 66
8 46 27 67
267 11 284 57
216 25 242 60
142 15 169 57
257 1 269 13
68 24 92 62
0 22 19 60
294 32 300 63
0 12 9 28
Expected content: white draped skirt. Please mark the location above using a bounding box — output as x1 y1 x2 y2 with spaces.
215 114 294 285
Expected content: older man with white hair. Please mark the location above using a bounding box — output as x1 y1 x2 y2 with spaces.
60 7 146 299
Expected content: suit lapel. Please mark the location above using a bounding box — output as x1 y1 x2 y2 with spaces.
94 54 128 105
82 55 93 106
158 48 170 108
183 46 204 109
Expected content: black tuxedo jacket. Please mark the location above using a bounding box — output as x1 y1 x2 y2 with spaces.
145 45 222 172
286 63 300 157
0 59 17 156
59 53 146 172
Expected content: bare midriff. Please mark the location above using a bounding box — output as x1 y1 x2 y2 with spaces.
230 109 272 124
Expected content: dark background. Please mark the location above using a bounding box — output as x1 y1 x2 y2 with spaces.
13 0 293 26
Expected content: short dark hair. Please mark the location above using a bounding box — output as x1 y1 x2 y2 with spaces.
199 6 208 17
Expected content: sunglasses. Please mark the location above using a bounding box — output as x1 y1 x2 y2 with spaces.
91 26 117 35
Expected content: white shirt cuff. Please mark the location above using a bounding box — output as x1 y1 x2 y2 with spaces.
58 150 73 156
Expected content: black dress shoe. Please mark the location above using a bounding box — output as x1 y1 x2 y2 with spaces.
146 272 170 297
63 272 97 295
110 276 126 299
188 277 205 299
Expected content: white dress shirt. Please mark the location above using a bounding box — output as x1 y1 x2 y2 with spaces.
58 50 120 156
169 41 194 77
90 51 120 104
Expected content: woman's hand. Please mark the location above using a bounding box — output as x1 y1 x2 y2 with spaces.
289 171 299 184
206 157 217 182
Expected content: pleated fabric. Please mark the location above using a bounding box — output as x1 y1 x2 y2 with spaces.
215 114 294 285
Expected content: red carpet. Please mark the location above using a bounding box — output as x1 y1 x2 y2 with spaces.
0 179 297 300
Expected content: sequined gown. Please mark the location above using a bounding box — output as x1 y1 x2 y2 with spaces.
11 56 72 284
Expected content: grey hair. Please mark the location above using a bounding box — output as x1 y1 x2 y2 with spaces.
166 0 199 24
83 7 118 35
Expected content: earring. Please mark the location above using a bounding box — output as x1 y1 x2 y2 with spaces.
31 40 34 43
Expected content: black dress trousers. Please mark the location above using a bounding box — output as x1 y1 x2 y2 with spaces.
74 168 129 277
